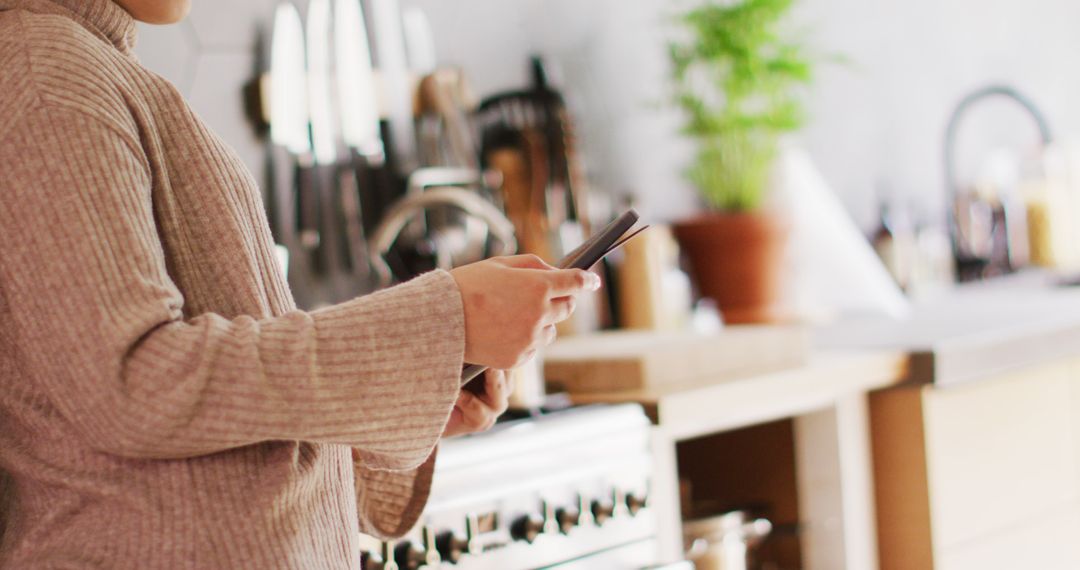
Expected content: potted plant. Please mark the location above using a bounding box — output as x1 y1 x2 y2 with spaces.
669 0 813 323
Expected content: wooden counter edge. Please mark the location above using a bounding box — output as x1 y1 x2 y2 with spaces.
568 349 911 440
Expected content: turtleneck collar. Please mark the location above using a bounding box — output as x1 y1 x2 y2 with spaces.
0 0 137 53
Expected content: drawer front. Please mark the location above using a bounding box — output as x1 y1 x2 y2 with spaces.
936 508 1080 570
923 360 1079 549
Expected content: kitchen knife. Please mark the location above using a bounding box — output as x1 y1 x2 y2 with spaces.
486 135 549 260
307 0 348 295
269 2 303 242
335 0 382 160
367 0 418 176
307 0 336 169
270 3 309 157
290 0 325 278
417 69 479 170
460 209 647 387
402 7 436 76
269 2 318 304
335 0 385 287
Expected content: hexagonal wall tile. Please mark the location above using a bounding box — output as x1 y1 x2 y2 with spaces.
187 0 280 51
134 20 199 95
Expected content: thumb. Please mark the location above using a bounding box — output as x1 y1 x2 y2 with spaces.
547 269 601 297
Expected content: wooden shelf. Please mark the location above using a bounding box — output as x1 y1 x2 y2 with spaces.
561 349 909 569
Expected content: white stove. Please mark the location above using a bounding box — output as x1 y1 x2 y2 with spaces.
359 404 683 569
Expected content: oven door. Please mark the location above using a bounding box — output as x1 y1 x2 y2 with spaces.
539 538 693 569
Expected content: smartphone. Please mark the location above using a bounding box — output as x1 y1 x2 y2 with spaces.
461 209 644 388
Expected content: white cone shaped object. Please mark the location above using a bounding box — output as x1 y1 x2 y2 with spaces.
771 144 910 321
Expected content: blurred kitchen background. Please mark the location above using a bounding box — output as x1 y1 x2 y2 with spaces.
131 1 1080 569
136 0 1080 230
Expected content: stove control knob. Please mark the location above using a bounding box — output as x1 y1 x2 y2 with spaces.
360 551 386 570
392 541 425 570
626 491 648 516
379 542 399 570
420 527 441 566
435 531 469 564
591 498 615 525
555 507 581 534
542 501 560 535
509 513 544 543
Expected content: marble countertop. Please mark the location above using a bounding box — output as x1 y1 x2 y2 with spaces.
816 272 1080 387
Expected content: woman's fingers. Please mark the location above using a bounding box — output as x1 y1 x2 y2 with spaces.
478 369 512 411
450 256 602 371
542 324 557 346
448 370 514 437
547 296 576 325
482 370 506 403
443 405 466 437
459 372 507 429
455 391 491 431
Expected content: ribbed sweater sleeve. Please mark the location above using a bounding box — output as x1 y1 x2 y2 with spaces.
0 98 464 467
355 450 438 539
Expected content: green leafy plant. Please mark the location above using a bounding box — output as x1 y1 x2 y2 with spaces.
670 0 813 211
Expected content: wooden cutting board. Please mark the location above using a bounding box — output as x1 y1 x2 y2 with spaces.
543 326 809 393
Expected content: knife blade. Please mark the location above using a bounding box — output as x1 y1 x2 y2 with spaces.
269 2 318 305
367 0 417 176
307 0 345 293
402 7 436 76
307 0 337 168
270 3 309 156
335 0 382 160
334 0 382 287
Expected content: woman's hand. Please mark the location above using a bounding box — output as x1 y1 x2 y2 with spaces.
443 369 514 438
449 255 600 370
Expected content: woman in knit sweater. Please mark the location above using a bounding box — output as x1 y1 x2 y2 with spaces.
0 0 598 567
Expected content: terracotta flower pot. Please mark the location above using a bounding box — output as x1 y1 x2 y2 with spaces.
672 212 789 324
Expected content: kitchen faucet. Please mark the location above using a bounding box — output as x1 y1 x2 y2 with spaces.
943 84 1053 281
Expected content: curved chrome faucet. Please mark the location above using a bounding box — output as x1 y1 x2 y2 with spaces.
943 85 1053 279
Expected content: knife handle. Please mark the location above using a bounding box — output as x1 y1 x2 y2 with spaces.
295 163 320 248
356 159 393 236
295 163 324 280
353 162 376 236
339 163 374 284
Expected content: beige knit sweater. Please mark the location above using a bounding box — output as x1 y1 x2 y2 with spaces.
0 1 466 568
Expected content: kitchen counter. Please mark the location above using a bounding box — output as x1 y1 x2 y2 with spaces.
558 275 1080 570
813 273 1080 570
569 349 907 440
816 273 1080 386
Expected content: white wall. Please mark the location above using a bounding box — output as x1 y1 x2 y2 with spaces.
400 0 1080 229
136 0 280 189
136 0 1080 230
400 0 700 222
794 0 1080 229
